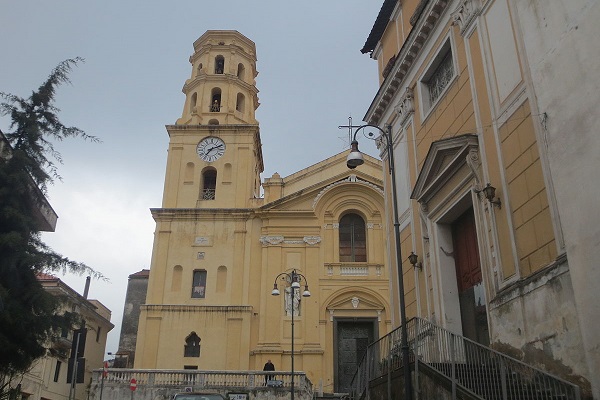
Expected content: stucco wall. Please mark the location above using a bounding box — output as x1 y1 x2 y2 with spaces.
509 0 600 397
488 259 590 395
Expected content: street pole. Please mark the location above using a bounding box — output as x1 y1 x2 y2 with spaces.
342 121 413 400
271 270 310 400
386 125 412 400
290 285 295 400
68 330 80 400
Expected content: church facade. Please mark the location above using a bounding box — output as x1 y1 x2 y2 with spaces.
360 0 597 397
134 30 391 394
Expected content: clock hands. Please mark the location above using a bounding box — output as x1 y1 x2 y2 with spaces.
206 144 224 155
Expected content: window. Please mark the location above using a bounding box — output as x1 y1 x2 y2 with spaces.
191 270 207 298
53 361 61 382
96 326 101 343
210 89 222 112
237 63 245 80
426 51 454 104
339 213 367 262
235 93 245 112
201 169 217 200
190 92 197 113
184 332 201 357
214 56 224 74
420 39 456 113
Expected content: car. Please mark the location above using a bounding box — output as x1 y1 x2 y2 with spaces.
172 393 226 400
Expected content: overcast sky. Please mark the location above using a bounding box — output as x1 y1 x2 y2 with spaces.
0 1 383 357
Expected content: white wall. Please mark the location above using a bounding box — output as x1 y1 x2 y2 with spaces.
510 0 600 397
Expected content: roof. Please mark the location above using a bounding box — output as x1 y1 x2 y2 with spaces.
37 272 59 281
129 269 150 279
361 0 397 54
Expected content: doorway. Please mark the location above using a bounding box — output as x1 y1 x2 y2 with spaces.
451 208 489 346
334 319 376 393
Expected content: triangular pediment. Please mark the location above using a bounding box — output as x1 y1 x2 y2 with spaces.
411 134 479 203
261 151 383 212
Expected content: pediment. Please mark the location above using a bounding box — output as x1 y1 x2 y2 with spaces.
327 295 383 311
411 134 479 204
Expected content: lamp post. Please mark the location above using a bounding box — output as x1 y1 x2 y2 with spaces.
340 119 413 400
271 269 311 400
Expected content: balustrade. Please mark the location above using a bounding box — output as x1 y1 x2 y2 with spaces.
90 369 312 400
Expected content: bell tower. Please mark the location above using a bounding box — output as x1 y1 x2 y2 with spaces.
162 30 263 209
177 30 259 126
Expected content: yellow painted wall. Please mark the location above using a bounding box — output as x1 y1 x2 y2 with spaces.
135 31 392 393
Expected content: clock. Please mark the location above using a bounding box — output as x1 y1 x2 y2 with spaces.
196 137 226 162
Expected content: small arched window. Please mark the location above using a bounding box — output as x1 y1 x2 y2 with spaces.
214 56 225 74
339 213 367 262
190 92 197 113
237 63 245 80
236 93 245 113
201 169 217 200
184 332 201 357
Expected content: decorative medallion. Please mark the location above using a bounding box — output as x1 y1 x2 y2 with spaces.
259 236 284 245
303 236 322 246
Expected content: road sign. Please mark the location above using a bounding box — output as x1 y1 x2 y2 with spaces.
130 378 137 391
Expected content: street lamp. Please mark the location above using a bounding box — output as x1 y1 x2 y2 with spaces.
271 269 311 400
339 119 413 400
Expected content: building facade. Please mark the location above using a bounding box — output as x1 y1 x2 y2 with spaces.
134 31 392 394
17 275 113 400
360 0 598 397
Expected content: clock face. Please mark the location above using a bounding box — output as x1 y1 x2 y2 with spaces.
196 137 226 162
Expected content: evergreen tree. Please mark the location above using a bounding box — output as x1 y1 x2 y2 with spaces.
0 58 104 383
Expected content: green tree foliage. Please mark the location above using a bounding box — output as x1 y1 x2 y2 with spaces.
0 58 104 380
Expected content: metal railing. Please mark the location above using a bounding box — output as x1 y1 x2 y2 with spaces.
92 369 313 400
201 189 215 200
351 317 581 400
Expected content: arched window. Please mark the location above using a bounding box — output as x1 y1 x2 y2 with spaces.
210 89 222 112
190 92 197 113
236 93 245 112
339 213 367 262
184 332 201 357
201 169 217 200
237 63 245 80
214 56 225 74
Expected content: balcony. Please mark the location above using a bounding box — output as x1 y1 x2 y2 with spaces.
323 262 384 278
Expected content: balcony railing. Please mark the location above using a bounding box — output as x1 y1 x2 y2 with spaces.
323 262 384 278
201 189 215 200
90 369 313 400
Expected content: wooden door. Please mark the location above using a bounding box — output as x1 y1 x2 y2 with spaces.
452 208 489 346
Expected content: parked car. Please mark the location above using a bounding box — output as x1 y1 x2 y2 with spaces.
172 393 226 400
